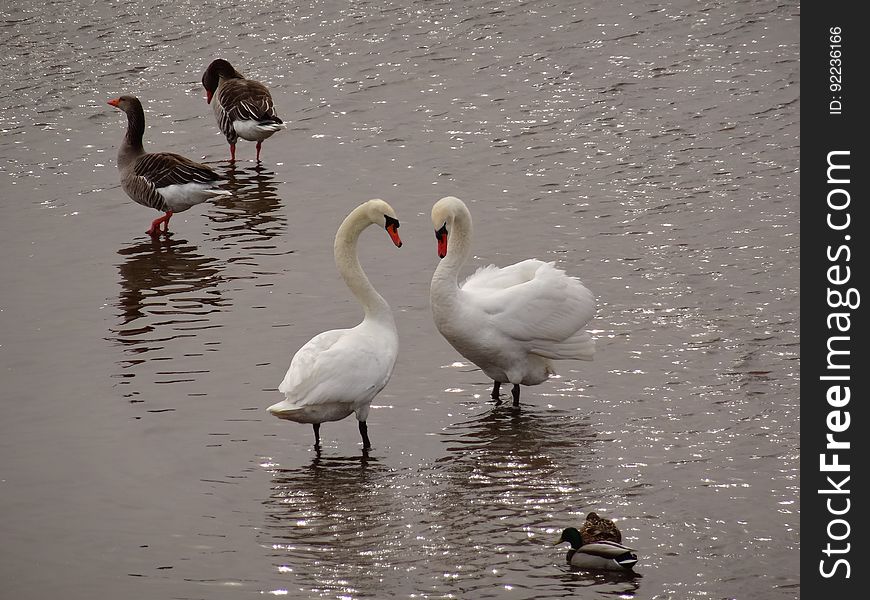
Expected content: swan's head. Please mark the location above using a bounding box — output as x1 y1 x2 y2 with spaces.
431 196 469 258
201 59 240 103
364 199 403 248
554 527 583 549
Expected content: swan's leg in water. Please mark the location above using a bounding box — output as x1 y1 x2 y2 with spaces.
359 421 371 450
491 381 501 400
512 384 521 406
313 423 321 447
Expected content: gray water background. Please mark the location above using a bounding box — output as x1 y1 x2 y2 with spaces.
0 1 799 598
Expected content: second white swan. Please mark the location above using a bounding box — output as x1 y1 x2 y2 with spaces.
429 196 595 405
267 199 403 449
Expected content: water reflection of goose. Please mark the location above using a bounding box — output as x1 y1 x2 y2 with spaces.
208 162 286 241
112 236 225 362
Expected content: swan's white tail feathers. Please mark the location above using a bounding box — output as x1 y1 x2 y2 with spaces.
531 331 595 361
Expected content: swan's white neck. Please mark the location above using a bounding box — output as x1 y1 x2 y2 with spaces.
431 204 473 305
334 205 393 323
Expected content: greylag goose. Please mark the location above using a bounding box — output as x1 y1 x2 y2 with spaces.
555 513 639 571
108 95 230 237
267 200 403 450
201 59 286 162
429 196 596 406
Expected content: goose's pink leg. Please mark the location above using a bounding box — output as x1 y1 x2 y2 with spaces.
146 211 173 237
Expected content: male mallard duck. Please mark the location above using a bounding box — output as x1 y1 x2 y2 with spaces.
555 513 639 571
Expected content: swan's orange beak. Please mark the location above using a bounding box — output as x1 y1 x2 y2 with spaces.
205 90 213 104
386 223 402 248
435 226 448 258
107 98 120 108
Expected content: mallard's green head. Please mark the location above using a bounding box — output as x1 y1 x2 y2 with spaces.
554 527 583 549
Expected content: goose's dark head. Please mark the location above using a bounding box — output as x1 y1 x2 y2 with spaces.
202 59 242 103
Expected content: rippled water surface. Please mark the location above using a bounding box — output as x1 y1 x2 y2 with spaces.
1 1 799 598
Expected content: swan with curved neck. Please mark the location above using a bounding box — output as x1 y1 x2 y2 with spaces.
430 196 595 405
268 200 402 450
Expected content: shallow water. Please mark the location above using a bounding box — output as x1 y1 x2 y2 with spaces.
0 1 799 598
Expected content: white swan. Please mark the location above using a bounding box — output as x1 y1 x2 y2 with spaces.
267 200 403 449
429 196 595 405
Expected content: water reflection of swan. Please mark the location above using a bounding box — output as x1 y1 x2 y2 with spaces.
430 406 598 535
208 162 285 242
401 406 602 595
261 453 406 596
111 237 226 386
437 405 596 481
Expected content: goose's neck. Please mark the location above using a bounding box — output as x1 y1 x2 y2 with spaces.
118 106 145 170
334 206 393 323
431 209 473 304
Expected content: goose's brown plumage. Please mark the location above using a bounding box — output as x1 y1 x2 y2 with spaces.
201 59 285 162
108 95 229 236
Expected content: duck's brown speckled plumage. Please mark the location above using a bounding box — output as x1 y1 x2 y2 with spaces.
579 512 622 544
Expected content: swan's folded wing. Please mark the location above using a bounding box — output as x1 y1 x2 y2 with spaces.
277 329 347 399
462 260 595 343
462 259 544 291
278 328 394 407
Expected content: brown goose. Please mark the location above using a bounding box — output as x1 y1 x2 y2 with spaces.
108 95 230 237
201 59 285 162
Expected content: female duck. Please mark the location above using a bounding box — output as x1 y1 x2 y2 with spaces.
267 200 403 450
429 196 596 405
